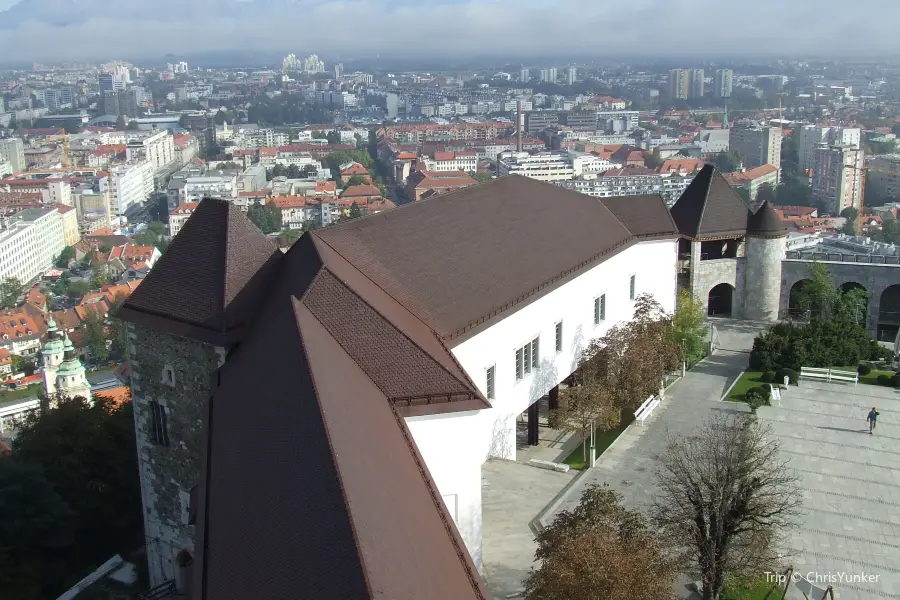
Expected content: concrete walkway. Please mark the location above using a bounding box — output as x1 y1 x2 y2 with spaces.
551 344 755 515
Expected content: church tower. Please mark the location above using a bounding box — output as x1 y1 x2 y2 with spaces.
42 315 66 398
54 333 92 402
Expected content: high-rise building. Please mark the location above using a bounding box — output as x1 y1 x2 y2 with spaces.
566 67 577 85
812 144 864 214
99 74 116 95
303 54 325 74
334 63 344 79
730 126 782 179
798 125 861 174
669 69 689 100
520 68 529 82
548 67 558 83
0 138 26 174
43 88 61 112
282 53 300 73
102 90 120 116
689 69 705 98
714 69 734 98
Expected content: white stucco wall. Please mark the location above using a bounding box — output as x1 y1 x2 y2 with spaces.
406 237 678 570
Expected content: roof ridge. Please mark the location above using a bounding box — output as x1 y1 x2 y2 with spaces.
291 296 376 597
315 267 479 401
696 166 715 236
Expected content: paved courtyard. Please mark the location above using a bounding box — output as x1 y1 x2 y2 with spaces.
759 380 900 600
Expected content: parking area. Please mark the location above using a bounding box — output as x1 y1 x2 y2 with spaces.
761 380 900 600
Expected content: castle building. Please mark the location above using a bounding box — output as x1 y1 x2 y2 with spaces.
42 317 92 402
118 168 870 598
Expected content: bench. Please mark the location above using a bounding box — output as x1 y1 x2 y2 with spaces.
800 367 858 385
634 395 660 424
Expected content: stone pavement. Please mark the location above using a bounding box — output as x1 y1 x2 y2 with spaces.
758 380 900 600
481 459 575 599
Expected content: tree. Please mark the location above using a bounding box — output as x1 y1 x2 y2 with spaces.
0 458 77 599
735 187 751 206
756 183 776 205
10 354 36 375
525 484 681 600
326 131 341 145
115 115 126 131
653 413 801 600
0 277 22 309
348 202 362 220
346 174 368 186
55 246 75 268
246 200 282 234
91 263 110 289
126 120 140 131
840 206 859 235
670 289 707 368
474 172 494 183
775 178 813 208
81 309 109 364
710 150 741 173
12 397 142 596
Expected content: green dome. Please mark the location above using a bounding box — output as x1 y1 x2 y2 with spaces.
56 358 86 378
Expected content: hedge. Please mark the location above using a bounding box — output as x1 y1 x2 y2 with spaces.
857 363 872 376
750 321 888 373
774 368 800 385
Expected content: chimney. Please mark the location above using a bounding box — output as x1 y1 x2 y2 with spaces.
516 101 524 152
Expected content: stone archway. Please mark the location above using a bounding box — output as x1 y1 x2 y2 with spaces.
838 281 868 324
878 285 900 342
788 279 813 319
708 283 734 317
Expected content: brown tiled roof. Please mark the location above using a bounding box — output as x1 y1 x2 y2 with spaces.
747 201 787 238
316 175 671 340
599 195 678 237
670 165 750 239
117 199 284 346
192 280 490 600
341 184 381 198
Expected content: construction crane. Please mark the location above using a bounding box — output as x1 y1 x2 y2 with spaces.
840 161 895 236
34 128 72 169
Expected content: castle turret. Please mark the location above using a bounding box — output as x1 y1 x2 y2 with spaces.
743 201 788 321
41 315 66 398
54 333 92 402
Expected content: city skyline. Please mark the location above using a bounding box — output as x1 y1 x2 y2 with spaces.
0 0 899 62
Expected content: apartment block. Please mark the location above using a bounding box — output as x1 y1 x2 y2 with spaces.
0 138 26 174
689 69 705 98
812 144 864 214
714 69 733 98
866 154 900 200
0 207 66 283
730 126 782 178
110 161 154 217
798 125 861 173
126 130 177 172
669 69 689 100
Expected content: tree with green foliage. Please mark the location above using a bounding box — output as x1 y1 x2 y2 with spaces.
91 263 110 289
326 131 341 145
756 183 776 205
474 172 494 183
735 186 751 206
525 484 681 600
869 215 900 244
670 290 707 368
775 178 814 207
115 115 126 131
348 202 362 220
246 200 283 234
345 174 368 186
10 354 36 375
9 396 142 598
840 206 859 235
0 458 77 600
710 150 741 173
55 246 75 269
81 309 109 364
0 277 22 309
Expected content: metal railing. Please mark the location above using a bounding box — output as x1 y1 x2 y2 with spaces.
785 250 900 265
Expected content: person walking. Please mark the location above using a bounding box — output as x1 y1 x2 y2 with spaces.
867 407 880 434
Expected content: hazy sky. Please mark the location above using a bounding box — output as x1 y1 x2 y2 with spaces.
0 0 899 63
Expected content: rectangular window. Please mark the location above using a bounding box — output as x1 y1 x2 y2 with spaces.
555 321 563 353
149 401 170 447
486 366 495 400
516 336 540 381
595 294 606 325
630 274 636 300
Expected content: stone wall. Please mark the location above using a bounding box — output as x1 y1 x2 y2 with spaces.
780 259 900 338
689 240 746 318
126 322 226 590
744 236 786 321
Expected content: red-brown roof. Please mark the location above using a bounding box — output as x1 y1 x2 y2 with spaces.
341 184 381 198
172 202 200 214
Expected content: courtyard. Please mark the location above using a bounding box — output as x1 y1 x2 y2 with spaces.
480 320 899 600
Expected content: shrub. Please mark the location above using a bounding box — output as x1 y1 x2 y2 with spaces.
745 385 771 404
745 390 765 412
877 374 892 386
774 368 799 385
760 371 776 383
857 363 872 376
752 319 882 372
893 373 900 388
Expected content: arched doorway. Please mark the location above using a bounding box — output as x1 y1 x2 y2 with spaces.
878 285 900 342
838 282 868 324
175 550 193 594
708 283 734 317
788 279 813 319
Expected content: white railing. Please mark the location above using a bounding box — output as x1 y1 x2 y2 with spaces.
634 394 660 424
800 367 858 385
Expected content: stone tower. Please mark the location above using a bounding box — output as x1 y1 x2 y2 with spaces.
41 315 66 398
743 200 788 321
54 333 92 401
115 199 283 592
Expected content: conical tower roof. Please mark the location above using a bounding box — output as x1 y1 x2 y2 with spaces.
116 198 284 346
746 200 787 238
670 164 750 239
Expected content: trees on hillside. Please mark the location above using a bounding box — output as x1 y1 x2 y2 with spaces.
525 484 681 600
2 397 142 598
654 413 800 600
710 150 741 173
247 201 282 234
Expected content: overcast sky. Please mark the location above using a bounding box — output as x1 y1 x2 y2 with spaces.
0 0 898 63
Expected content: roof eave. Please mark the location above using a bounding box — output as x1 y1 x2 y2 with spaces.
116 305 241 347
395 396 491 418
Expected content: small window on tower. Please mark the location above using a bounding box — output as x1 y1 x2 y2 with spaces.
161 365 175 387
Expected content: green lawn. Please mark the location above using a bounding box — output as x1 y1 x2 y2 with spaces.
725 371 764 402
722 577 778 600
563 416 634 470
0 384 41 406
